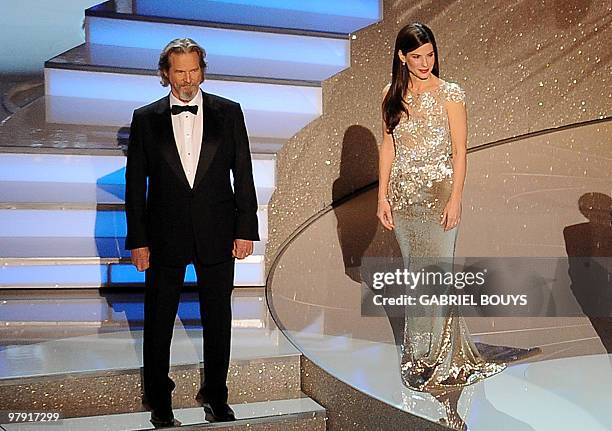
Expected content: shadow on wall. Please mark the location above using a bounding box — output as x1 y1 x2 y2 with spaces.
332 125 405 345
564 192 612 352
332 125 380 281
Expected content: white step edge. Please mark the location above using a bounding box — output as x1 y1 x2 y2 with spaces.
86 15 349 66
0 395 325 430
0 207 268 240
0 257 265 287
45 69 322 113
0 183 275 208
0 153 276 188
43 94 317 139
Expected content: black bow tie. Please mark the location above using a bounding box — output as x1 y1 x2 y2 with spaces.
171 104 198 115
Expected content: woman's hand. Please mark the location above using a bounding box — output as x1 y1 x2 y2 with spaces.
441 197 462 231
377 198 395 230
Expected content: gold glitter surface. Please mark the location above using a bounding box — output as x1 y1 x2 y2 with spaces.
457 120 612 257
266 0 611 265
301 357 447 431
0 356 300 418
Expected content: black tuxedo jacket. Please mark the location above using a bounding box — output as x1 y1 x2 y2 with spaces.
125 91 259 265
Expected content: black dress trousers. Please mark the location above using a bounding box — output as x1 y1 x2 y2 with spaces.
142 257 235 413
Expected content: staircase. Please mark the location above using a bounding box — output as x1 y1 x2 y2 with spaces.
0 0 381 289
0 288 327 430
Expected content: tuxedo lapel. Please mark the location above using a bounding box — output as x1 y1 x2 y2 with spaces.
192 91 222 190
154 96 191 190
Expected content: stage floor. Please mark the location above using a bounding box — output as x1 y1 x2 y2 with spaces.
0 288 298 378
266 120 612 430
1 287 611 430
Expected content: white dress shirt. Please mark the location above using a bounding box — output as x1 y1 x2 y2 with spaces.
169 91 203 188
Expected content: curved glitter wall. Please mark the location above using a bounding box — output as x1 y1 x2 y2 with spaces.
266 0 610 265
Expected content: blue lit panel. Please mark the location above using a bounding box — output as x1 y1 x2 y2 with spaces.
78 43 343 82
0 210 126 237
110 264 145 284
110 260 264 286
109 263 197 284
0 264 106 287
131 0 380 34
185 264 197 283
177 301 201 320
108 301 144 322
133 0 380 20
87 17 349 66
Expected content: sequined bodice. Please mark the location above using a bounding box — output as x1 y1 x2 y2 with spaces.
388 80 465 211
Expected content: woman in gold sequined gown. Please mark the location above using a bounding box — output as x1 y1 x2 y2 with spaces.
377 23 506 402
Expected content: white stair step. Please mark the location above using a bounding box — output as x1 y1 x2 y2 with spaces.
0 237 266 260
0 287 270 325
0 260 265 288
0 395 325 431
0 290 299 377
85 15 349 67
44 69 321 141
0 153 276 189
0 181 274 207
0 206 268 239
44 93 318 140
47 43 341 83
0 257 265 288
0 97 288 156
87 0 380 34
45 68 321 111
0 237 267 288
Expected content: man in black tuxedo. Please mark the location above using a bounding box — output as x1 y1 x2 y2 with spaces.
125 38 259 427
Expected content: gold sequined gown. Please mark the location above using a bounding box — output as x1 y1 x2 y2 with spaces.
388 79 505 392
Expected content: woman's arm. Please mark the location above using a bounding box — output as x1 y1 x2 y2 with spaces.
441 97 468 231
378 84 395 230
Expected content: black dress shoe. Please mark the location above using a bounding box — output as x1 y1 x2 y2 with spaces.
195 390 207 405
195 390 235 422
150 410 181 428
202 402 236 422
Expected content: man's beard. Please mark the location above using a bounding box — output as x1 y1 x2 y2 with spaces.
177 84 198 101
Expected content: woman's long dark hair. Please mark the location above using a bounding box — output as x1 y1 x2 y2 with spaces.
383 23 440 134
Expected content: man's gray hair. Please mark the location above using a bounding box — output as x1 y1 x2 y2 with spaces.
158 38 207 87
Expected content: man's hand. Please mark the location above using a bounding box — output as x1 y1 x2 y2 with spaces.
130 246 150 271
232 239 253 260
